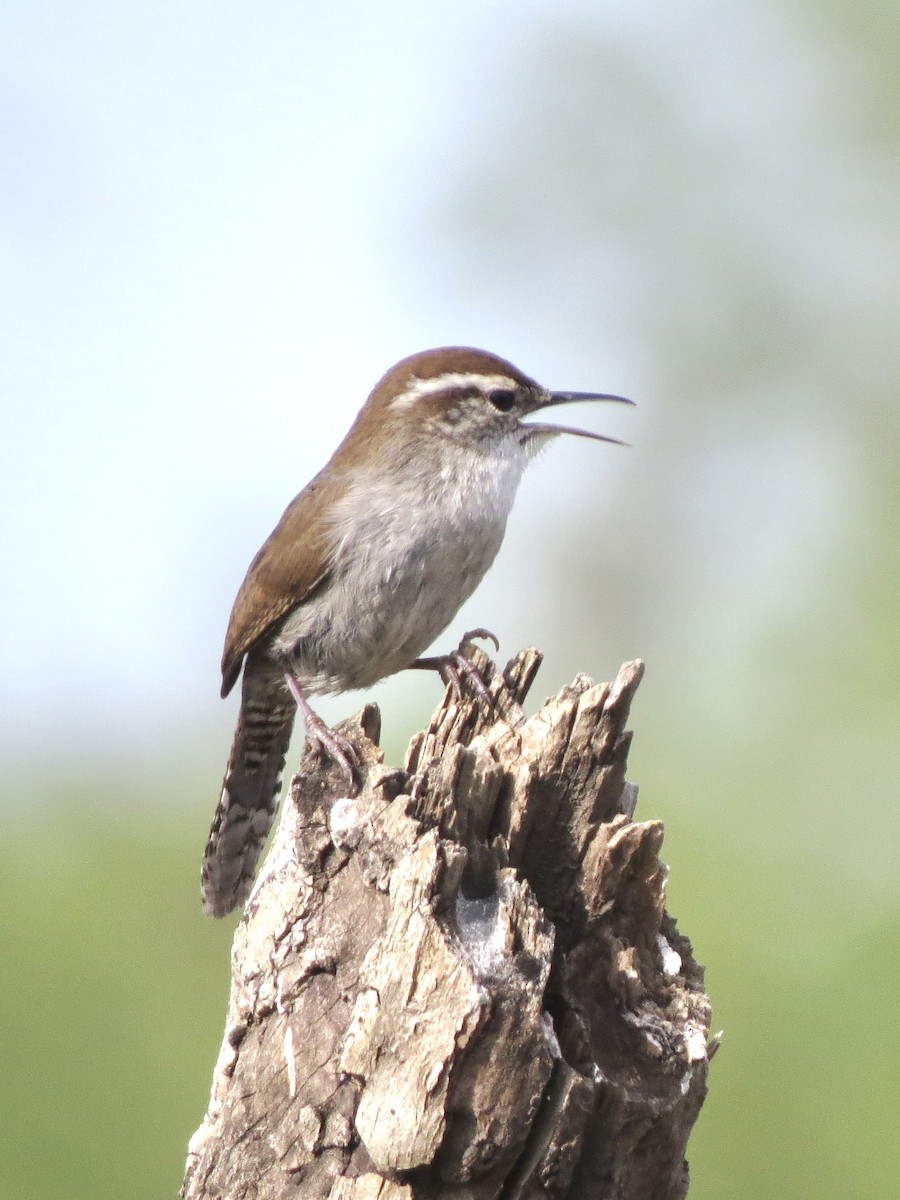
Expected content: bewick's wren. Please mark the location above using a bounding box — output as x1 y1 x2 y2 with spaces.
202 346 631 916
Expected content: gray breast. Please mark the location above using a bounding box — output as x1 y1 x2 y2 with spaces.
271 443 527 693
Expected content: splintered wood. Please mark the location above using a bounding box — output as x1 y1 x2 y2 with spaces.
183 651 712 1200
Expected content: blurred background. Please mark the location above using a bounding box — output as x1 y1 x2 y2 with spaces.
2 1 898 1195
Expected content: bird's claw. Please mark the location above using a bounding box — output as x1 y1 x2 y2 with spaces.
305 721 359 794
286 673 359 794
440 653 494 708
458 627 500 655
409 629 499 708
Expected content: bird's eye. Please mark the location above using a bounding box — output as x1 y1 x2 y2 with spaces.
488 388 516 412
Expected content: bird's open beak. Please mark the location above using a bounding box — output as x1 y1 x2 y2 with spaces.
522 391 635 446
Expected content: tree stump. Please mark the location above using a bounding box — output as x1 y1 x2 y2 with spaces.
183 649 712 1200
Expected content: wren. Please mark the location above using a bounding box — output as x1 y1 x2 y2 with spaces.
201 346 631 916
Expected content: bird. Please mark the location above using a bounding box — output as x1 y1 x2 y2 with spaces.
201 346 632 916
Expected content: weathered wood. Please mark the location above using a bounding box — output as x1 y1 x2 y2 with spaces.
183 650 712 1200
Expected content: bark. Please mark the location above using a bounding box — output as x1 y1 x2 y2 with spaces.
183 649 712 1200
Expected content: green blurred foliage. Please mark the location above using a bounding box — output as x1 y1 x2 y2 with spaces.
2 723 897 1198
651 753 900 1199
0 791 233 1198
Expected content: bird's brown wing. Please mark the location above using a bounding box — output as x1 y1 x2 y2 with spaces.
220 473 340 697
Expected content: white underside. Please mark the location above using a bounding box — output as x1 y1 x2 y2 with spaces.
270 435 531 692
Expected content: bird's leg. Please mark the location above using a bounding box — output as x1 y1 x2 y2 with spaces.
408 628 499 707
284 674 358 793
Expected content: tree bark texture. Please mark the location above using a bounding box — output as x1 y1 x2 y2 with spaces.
183 649 712 1200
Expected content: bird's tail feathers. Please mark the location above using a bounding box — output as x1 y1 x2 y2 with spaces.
201 660 295 917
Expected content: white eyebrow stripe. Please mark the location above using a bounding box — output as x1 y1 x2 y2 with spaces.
391 372 519 410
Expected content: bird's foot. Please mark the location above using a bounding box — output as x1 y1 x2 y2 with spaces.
284 674 358 794
409 628 499 707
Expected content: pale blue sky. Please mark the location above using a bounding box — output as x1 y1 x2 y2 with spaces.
2 1 642 763
3 1 896 796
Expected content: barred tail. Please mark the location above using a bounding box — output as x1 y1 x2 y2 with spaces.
201 659 295 917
